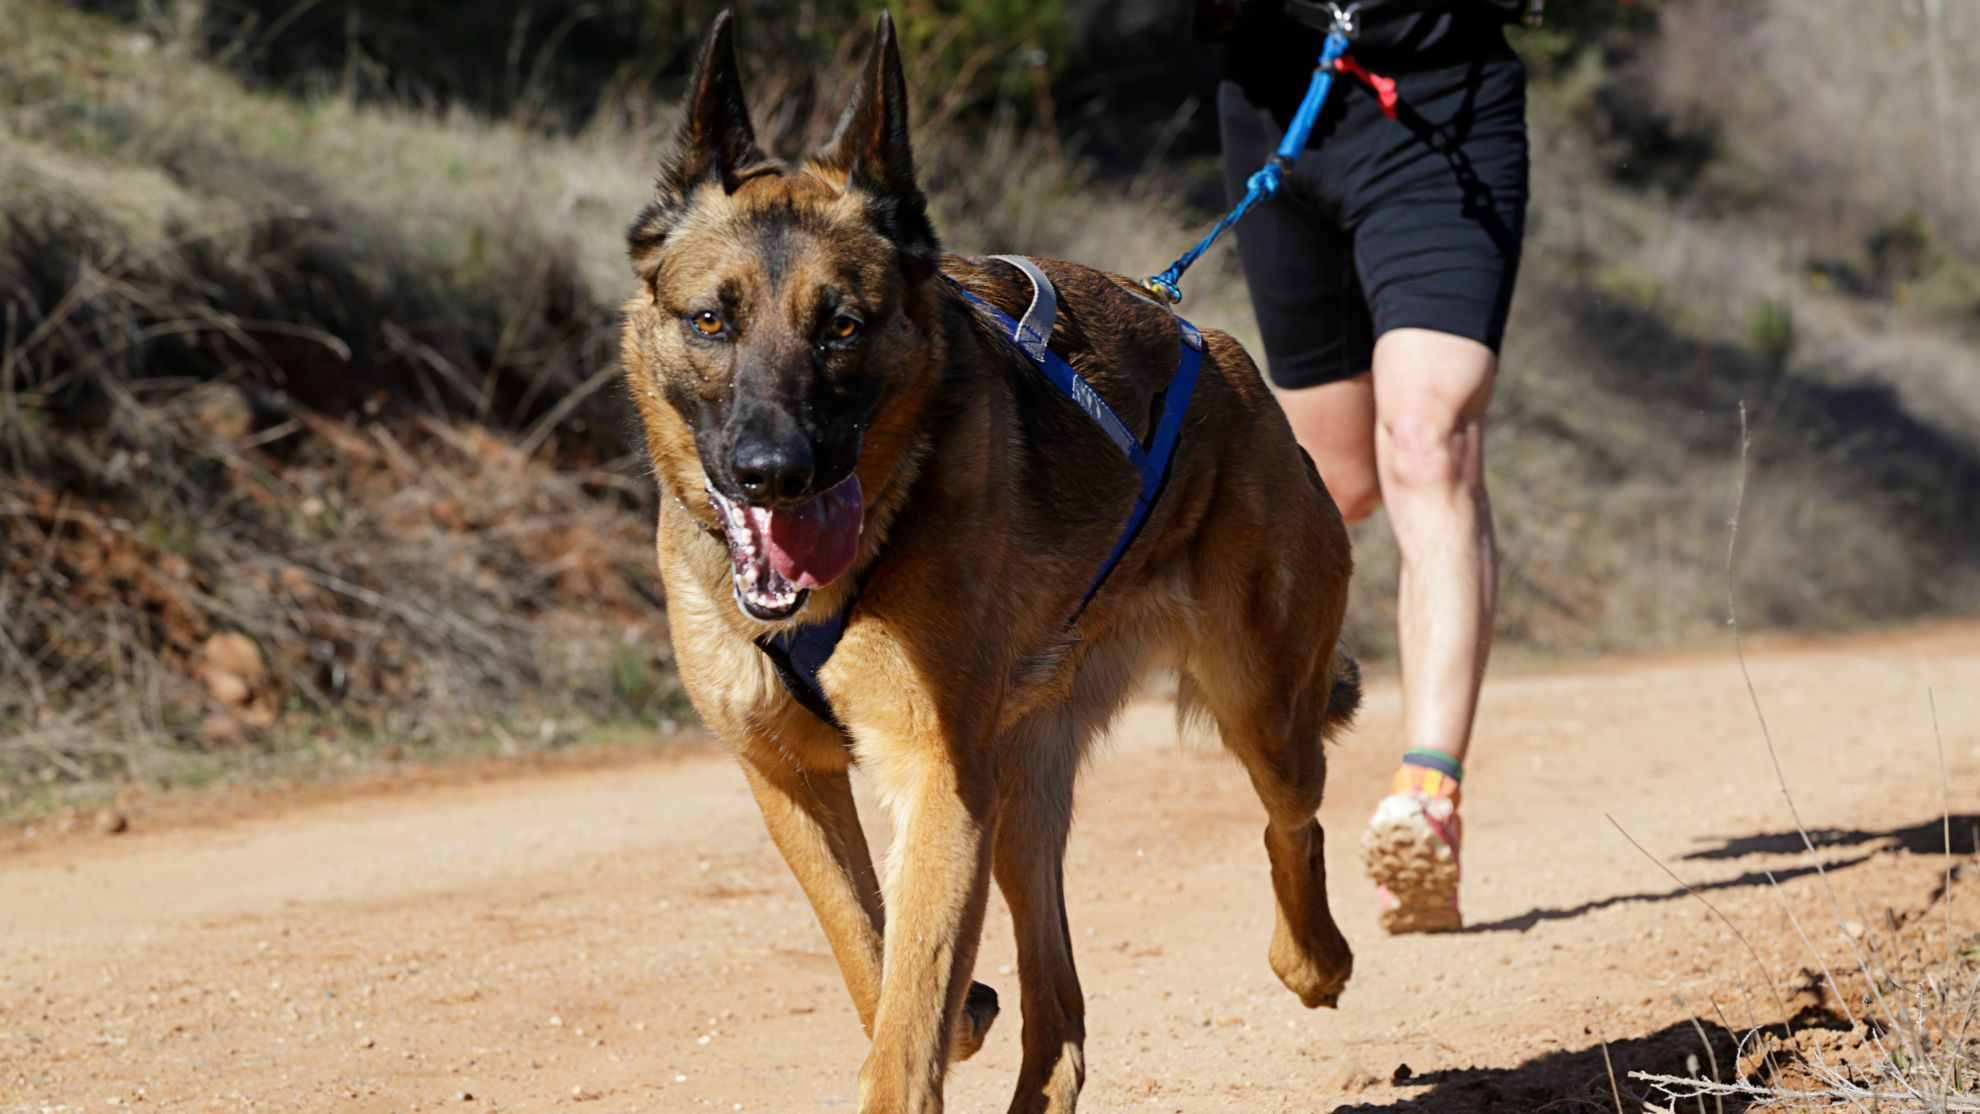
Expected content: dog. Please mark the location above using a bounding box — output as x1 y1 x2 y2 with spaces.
620 12 1359 1112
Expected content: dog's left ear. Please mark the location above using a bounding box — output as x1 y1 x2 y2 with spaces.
629 11 771 278
818 12 940 273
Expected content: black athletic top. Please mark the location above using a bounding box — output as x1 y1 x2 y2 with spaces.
1225 1 1518 117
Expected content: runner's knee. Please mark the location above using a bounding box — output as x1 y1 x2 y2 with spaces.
1378 408 1474 497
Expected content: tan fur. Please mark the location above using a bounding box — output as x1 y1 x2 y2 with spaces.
621 15 1359 1113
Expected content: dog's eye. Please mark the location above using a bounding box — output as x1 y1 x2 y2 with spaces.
825 314 863 342
690 310 725 337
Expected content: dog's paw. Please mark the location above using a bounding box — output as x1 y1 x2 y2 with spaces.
1269 921 1352 1009
948 981 1000 1062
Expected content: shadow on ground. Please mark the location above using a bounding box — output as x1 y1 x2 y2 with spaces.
1463 813 1975 935
1681 814 1980 861
1329 1018 1750 1113
1460 854 1874 935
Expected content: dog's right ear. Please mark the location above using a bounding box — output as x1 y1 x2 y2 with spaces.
815 12 939 274
628 10 769 278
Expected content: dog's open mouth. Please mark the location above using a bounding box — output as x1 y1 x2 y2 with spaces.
706 474 865 621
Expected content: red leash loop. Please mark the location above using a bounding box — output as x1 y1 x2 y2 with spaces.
1334 54 1398 119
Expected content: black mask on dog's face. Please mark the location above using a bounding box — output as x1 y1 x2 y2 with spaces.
621 11 940 620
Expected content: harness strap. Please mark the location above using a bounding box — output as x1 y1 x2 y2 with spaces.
988 254 1058 364
966 257 1143 462
757 258 1205 729
952 259 1205 616
756 604 850 732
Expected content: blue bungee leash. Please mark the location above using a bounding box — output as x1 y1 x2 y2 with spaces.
1140 4 1359 304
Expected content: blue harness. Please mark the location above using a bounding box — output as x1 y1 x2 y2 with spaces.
755 256 1206 730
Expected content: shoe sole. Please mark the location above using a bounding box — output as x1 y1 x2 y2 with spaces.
1362 814 1462 935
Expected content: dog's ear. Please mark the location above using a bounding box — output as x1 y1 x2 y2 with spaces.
818 11 939 273
628 11 770 278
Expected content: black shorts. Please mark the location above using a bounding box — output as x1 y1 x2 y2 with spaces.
1219 44 1530 389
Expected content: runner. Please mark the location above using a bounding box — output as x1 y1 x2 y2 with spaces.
1215 0 1534 932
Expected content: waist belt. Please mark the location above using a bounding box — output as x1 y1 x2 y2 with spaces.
1282 0 1541 32
755 256 1206 730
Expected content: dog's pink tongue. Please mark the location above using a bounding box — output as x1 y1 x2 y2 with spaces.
764 475 864 589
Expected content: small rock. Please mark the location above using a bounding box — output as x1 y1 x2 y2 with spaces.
201 632 267 683
456 1091 474 1103
571 1084 596 1101
1842 920 1866 940
204 670 251 708
357 1036 375 1050
96 809 130 835
1391 1062 1414 1085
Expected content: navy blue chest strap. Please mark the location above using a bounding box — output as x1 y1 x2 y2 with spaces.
757 257 1206 729
756 598 853 732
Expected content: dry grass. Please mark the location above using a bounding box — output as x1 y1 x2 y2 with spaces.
1627 836 1979 1113
3 0 1980 811
0 3 682 812
0 0 1230 814
1613 415 1978 1113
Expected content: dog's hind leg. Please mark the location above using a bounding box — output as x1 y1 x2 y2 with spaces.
993 713 1085 1114
1180 545 1357 1008
1184 652 1355 1007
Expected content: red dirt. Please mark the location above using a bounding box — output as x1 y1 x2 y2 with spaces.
4 625 1977 1112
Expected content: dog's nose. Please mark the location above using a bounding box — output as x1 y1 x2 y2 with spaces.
730 435 815 504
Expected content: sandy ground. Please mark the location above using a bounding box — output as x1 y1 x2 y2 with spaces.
4 625 1978 1113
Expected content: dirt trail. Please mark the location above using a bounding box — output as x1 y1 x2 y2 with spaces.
5 627 1978 1112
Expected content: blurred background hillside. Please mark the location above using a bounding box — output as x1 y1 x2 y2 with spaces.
4 0 1979 815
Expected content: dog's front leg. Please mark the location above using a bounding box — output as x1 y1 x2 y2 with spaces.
737 753 888 1032
857 736 998 1114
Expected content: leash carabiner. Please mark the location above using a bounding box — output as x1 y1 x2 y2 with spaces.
1324 2 1360 39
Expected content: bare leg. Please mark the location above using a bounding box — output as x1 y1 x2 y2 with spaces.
1354 327 1496 933
1274 372 1381 525
1370 328 1497 764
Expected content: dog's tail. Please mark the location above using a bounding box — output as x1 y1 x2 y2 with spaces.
1321 648 1361 740
1171 646 1362 745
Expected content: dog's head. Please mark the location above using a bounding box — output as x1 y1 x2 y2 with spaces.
623 11 940 622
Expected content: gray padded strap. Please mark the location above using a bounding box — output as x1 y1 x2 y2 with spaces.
988 254 1058 364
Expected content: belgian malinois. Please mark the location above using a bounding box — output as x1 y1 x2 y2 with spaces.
621 12 1359 1112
